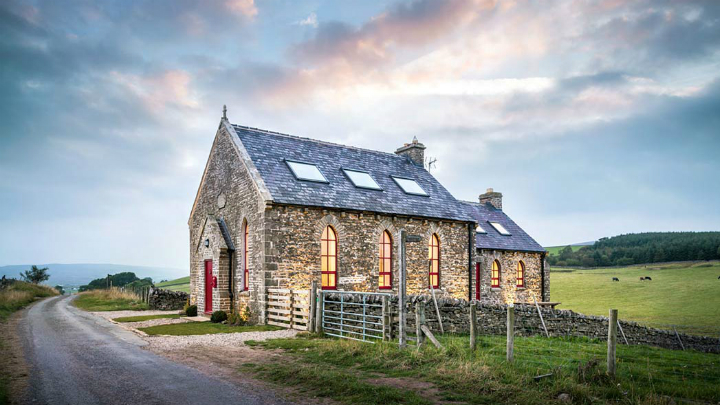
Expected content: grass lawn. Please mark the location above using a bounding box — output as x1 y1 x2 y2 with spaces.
551 261 720 335
0 281 58 322
73 289 149 311
113 314 180 323
245 334 720 405
155 276 190 293
138 322 282 336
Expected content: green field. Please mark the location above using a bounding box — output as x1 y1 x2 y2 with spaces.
544 244 588 256
139 322 281 336
552 261 720 335
155 276 190 293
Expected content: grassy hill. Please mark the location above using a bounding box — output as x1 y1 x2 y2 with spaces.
544 245 586 256
155 276 190 293
551 261 720 335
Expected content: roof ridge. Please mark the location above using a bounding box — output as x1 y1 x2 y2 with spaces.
231 123 409 160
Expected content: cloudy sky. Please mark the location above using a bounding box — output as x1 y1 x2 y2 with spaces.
1 0 719 269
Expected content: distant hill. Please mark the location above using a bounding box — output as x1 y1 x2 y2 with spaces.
547 232 720 267
0 263 187 286
156 276 190 293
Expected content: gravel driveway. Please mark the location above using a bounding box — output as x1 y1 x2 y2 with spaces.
18 295 297 405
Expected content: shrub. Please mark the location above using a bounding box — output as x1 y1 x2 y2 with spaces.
228 305 252 326
210 310 227 323
185 304 198 317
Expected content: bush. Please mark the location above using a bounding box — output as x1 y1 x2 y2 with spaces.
185 304 197 317
228 305 252 326
210 310 227 323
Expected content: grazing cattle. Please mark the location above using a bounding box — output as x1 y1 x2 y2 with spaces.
639 277 645 281
612 277 620 282
718 276 720 279
645 276 652 281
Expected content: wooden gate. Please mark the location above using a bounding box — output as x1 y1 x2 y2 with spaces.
266 288 311 330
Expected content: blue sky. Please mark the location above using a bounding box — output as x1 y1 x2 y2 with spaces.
1 0 719 269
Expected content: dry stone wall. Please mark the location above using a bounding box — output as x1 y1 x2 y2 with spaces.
320 293 720 353
149 288 189 310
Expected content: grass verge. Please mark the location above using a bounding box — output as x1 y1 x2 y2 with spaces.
245 333 720 405
73 289 148 311
0 281 58 322
138 322 282 336
113 314 180 323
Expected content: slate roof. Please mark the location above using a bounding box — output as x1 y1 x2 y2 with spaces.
231 124 475 222
462 201 546 253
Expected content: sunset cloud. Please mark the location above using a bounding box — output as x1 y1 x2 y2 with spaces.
1 0 719 267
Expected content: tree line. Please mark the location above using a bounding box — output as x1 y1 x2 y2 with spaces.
548 232 720 267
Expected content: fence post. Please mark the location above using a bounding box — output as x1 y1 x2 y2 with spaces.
506 305 515 363
470 303 477 351
415 301 425 348
309 281 317 333
607 309 618 377
382 296 388 341
289 289 296 329
316 291 324 335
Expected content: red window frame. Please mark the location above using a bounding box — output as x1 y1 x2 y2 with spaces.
516 261 525 288
491 260 500 288
243 220 249 291
321 226 337 290
379 231 392 289
429 234 440 289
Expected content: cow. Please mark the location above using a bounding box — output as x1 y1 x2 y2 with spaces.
645 276 652 281
639 277 645 281
718 276 720 279
612 277 620 282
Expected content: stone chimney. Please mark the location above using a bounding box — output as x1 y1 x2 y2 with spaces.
479 188 502 210
395 136 426 166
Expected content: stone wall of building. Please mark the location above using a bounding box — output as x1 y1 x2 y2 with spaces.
148 288 189 310
265 206 474 300
188 122 268 321
320 293 719 353
475 250 547 305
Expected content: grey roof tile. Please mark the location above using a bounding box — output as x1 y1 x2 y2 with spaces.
231 124 475 222
462 201 545 253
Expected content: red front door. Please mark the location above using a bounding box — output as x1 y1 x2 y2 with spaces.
204 260 213 314
475 262 481 300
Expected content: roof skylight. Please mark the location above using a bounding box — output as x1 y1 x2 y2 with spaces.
476 224 487 234
489 222 511 236
391 176 428 196
343 169 382 190
285 160 328 183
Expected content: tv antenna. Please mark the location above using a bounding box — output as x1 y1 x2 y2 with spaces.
425 156 437 173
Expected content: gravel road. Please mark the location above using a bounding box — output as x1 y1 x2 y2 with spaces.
18 295 295 405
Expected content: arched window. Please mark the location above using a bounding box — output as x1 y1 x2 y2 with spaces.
429 234 440 289
491 260 501 288
243 220 249 291
321 226 337 290
379 231 392 289
516 261 525 288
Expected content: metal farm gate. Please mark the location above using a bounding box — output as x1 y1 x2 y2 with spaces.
319 291 391 343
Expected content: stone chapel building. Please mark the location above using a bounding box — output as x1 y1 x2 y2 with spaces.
189 113 548 321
